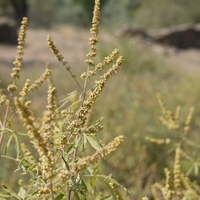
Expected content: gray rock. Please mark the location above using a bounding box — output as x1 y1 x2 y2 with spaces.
0 17 18 45
118 24 200 49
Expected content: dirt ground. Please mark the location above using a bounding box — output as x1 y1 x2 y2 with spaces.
0 26 200 74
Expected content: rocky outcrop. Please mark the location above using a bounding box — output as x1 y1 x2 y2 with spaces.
0 17 18 45
118 24 200 49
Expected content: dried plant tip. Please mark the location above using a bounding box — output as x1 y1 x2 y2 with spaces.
20 79 31 98
11 17 28 80
7 84 18 92
29 67 51 92
157 93 179 130
103 49 119 65
90 0 100 37
145 137 171 144
15 97 55 180
47 35 66 65
21 143 35 163
173 147 181 189
184 107 194 134
0 94 7 107
71 135 124 174
47 35 82 91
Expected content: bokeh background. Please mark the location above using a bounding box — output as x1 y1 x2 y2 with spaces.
1 0 200 199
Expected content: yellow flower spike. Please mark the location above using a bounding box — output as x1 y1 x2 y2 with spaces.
71 135 124 175
173 147 181 190
184 107 194 134
11 17 28 80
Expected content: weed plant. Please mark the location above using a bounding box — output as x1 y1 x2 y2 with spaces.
1 0 200 199
0 1 127 199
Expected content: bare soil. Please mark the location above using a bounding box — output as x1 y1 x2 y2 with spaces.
0 26 200 74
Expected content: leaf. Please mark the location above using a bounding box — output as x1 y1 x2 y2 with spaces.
96 176 118 200
194 162 200 176
184 139 200 149
0 192 11 198
102 196 113 200
86 135 102 150
92 117 104 126
81 134 87 152
80 179 87 192
74 136 81 149
55 194 65 200
62 156 70 171
13 132 20 158
1 185 22 200
74 191 81 200
18 187 26 199
60 91 78 108
90 176 96 190
66 144 75 155
4 134 13 155
97 175 129 194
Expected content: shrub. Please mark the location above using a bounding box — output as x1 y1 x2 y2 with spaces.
134 0 200 29
0 1 127 199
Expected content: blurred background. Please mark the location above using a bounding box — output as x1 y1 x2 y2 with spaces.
1 0 200 199
0 0 200 29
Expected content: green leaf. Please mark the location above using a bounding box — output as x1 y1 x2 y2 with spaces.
1 185 22 200
13 132 20 158
96 176 118 200
4 134 12 155
82 134 87 152
80 179 87 192
62 156 70 171
0 192 11 198
74 136 81 149
66 144 75 155
97 175 129 194
74 191 81 200
55 194 65 200
102 196 113 200
90 176 96 190
194 162 200 176
86 135 102 150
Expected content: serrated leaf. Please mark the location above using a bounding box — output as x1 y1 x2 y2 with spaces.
55 194 65 200
86 136 101 150
1 185 22 200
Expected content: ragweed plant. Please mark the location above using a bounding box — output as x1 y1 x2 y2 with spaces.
0 1 127 199
145 93 200 199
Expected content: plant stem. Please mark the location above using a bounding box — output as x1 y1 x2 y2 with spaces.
81 66 90 107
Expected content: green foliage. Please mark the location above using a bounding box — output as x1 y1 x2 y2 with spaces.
0 0 12 16
1 0 200 199
28 0 82 28
0 1 127 199
134 0 200 29
75 0 107 26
